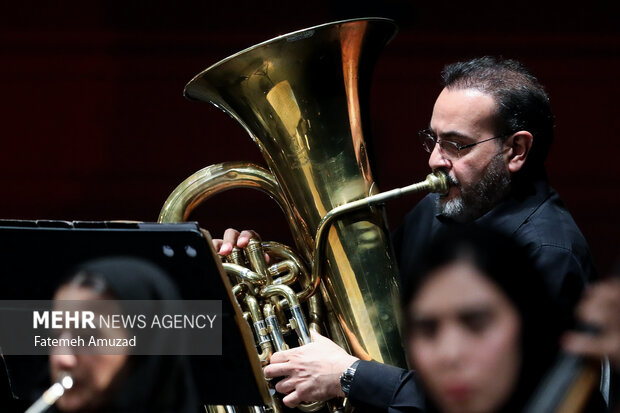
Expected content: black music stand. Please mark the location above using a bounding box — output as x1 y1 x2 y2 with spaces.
0 220 266 410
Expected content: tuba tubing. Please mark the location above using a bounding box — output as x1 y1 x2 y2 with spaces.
159 17 449 411
310 171 448 297
158 162 311 260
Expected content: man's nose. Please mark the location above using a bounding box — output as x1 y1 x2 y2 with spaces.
428 143 451 171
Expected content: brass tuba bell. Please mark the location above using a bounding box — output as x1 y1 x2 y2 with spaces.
158 18 448 411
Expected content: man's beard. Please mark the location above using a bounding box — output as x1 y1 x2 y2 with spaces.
436 153 511 223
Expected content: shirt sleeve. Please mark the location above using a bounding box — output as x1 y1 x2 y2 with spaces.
347 361 424 413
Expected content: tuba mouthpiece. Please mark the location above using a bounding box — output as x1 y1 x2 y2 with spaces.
427 170 450 196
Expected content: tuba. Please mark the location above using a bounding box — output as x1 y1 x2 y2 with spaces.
158 18 447 411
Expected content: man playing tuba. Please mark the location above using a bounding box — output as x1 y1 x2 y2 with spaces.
214 56 597 411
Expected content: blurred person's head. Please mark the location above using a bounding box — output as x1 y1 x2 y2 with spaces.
49 256 197 413
403 226 560 413
51 279 127 412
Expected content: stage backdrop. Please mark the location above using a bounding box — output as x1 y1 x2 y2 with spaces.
1 0 619 272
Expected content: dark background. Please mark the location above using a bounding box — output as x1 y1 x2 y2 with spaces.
1 1 619 272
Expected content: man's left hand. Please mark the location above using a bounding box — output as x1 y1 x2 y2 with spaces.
263 331 359 408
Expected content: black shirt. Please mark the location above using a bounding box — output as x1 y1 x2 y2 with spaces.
349 176 596 412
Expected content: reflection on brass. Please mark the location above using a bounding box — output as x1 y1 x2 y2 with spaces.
159 18 448 411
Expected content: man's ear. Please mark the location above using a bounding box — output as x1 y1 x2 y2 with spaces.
506 131 533 173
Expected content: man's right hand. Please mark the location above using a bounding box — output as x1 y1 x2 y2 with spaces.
264 331 359 407
212 228 261 256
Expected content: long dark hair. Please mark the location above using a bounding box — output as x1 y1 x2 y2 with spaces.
402 226 561 413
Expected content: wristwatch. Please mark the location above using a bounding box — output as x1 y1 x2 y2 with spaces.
339 360 361 397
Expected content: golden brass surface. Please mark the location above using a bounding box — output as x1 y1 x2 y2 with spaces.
159 17 450 410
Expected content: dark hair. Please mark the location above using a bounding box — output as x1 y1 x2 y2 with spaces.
402 226 561 413
441 56 554 177
55 256 198 413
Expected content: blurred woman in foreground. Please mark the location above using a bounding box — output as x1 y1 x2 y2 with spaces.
49 256 199 413
403 226 605 413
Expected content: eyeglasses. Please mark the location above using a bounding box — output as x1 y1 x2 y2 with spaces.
418 129 508 159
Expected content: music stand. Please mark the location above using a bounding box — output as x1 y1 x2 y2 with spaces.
0 220 267 408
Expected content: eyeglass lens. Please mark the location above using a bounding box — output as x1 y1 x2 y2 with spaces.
420 132 460 158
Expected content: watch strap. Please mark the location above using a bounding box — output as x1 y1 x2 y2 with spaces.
340 360 361 396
